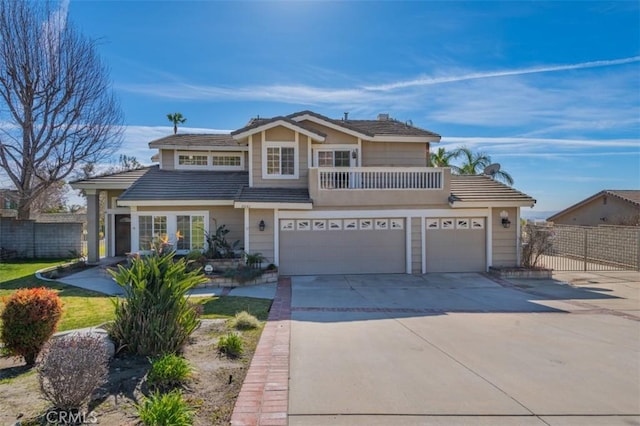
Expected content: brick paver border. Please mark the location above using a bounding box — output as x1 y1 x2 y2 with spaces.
230 277 291 426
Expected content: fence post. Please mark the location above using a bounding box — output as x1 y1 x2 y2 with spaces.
583 228 588 271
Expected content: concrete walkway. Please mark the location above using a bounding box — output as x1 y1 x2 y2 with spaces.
287 272 640 426
47 259 277 299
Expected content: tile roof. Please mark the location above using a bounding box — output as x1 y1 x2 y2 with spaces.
148 133 242 148
118 166 248 201
605 190 640 206
547 189 640 221
288 110 441 138
235 187 311 203
449 175 536 206
230 116 327 138
69 167 151 189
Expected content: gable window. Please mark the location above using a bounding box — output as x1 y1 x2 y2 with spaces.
178 154 208 166
264 141 297 178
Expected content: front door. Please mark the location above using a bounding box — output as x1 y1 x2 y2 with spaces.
114 214 131 256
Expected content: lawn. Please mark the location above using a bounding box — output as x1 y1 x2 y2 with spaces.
0 260 272 331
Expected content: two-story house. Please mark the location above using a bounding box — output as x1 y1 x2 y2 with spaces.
71 110 535 274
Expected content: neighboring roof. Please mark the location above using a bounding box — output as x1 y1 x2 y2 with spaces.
117 166 248 204
288 110 441 140
231 116 327 141
547 190 640 221
148 134 246 150
449 175 536 208
235 187 311 203
69 167 151 190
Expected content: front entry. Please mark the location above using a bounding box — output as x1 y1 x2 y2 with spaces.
114 214 131 256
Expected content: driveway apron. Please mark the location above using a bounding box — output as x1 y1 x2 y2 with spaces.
288 273 640 425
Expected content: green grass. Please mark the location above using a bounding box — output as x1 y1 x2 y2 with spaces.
1 260 272 332
0 260 116 332
195 296 271 321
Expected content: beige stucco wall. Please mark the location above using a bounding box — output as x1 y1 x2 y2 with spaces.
551 195 638 226
248 209 275 263
491 207 518 267
160 149 175 170
251 128 309 188
411 217 422 273
361 141 428 167
297 120 359 144
308 168 451 207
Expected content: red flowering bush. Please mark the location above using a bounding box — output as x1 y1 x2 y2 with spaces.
1 287 63 365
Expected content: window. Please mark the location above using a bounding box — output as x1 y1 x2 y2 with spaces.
177 215 205 251
264 142 297 178
178 154 208 166
138 215 168 250
316 150 353 167
212 154 242 169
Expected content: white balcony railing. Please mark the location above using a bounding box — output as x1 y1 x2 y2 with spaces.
318 167 443 190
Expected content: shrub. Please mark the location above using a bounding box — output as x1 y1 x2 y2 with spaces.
232 311 260 330
147 354 191 391
521 223 555 268
108 252 208 356
137 389 193 426
218 333 243 358
38 334 109 410
0 287 63 365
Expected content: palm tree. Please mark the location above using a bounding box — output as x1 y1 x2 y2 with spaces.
167 112 187 135
428 147 459 167
451 146 514 185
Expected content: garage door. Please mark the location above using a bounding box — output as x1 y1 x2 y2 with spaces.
279 218 406 275
425 217 486 272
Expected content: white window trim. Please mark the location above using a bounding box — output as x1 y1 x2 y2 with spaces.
211 153 244 170
313 147 357 167
262 141 299 179
175 151 210 170
174 151 244 171
131 210 209 254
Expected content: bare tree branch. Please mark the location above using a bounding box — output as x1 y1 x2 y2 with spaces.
0 0 122 219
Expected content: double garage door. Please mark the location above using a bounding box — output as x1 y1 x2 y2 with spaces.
279 217 486 275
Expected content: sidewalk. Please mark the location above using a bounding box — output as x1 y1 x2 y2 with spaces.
42 259 277 300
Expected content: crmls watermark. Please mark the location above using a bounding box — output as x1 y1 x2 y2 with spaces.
44 409 98 424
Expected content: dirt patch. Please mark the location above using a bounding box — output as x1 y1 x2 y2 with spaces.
0 319 262 425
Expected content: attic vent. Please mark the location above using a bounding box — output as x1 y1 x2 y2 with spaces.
377 113 389 121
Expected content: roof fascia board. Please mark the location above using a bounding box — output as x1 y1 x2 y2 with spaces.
291 114 371 139
234 201 313 210
70 182 133 190
371 135 441 143
232 119 325 141
278 208 489 219
118 199 234 207
450 201 536 208
151 145 248 151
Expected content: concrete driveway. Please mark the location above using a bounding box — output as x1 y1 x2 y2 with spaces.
288 272 640 425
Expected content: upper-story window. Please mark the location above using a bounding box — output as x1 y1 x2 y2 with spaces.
263 141 298 179
178 154 208 166
174 151 244 171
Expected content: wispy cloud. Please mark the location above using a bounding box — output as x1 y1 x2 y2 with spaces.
362 56 640 91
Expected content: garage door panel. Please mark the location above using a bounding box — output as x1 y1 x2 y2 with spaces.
426 225 486 273
280 225 405 275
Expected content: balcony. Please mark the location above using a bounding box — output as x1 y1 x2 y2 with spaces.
309 167 450 207
317 167 443 190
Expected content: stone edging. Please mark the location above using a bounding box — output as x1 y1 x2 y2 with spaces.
230 277 291 426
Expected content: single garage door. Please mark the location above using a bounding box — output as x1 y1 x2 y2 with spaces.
279 218 406 275
425 217 486 273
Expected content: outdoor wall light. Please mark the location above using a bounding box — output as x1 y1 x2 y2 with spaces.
259 220 266 232
351 151 357 159
500 210 511 228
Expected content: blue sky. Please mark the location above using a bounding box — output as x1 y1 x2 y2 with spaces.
64 1 639 215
